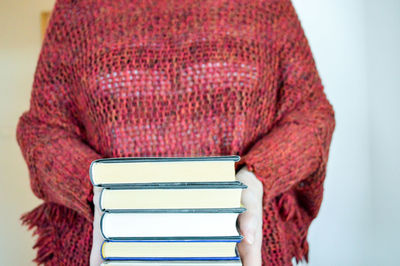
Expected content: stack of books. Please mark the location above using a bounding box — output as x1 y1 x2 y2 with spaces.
90 155 246 266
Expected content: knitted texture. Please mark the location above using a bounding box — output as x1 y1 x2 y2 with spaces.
16 0 335 265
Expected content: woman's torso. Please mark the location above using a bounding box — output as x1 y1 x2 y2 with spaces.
64 0 280 158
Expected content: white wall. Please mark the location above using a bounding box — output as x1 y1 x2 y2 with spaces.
293 1 400 265
0 1 54 265
366 1 400 265
292 0 372 265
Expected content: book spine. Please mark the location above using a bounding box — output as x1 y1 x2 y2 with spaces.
100 239 243 260
100 211 245 240
105 257 240 261
102 208 247 214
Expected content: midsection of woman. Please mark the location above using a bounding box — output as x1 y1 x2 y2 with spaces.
17 0 336 265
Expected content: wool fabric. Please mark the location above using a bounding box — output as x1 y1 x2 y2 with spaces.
16 0 336 265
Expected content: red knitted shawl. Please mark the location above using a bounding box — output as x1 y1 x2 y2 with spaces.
16 0 335 265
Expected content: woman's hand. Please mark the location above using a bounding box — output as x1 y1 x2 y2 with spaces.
236 165 264 266
89 166 264 266
90 186 105 266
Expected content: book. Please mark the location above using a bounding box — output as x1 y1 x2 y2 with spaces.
90 155 240 186
90 155 244 264
99 182 246 211
101 209 245 239
100 260 242 265
101 239 241 261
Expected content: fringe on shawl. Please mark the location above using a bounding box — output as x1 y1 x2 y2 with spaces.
277 189 310 264
20 202 78 265
21 203 57 265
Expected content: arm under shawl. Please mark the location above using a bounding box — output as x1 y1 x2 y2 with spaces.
236 0 336 260
16 0 102 223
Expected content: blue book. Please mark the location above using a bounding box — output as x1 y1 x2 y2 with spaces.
101 260 243 265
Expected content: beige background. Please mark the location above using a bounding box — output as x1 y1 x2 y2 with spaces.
0 0 54 265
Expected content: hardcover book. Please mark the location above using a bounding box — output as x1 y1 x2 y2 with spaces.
101 239 241 261
90 155 240 186
99 182 247 211
100 260 242 265
101 208 245 240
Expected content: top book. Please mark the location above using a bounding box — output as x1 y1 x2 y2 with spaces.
90 155 240 186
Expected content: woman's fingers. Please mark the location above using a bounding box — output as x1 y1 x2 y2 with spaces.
90 186 104 266
238 236 262 266
236 165 264 266
238 209 259 244
236 165 264 197
237 211 263 266
236 165 263 242
93 186 103 211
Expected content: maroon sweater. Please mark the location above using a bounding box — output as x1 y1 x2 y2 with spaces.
16 0 335 265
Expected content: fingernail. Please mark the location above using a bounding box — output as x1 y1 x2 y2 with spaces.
246 234 254 244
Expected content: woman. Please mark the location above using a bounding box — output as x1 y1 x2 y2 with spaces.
16 0 335 265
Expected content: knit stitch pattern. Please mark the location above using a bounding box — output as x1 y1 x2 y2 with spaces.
16 0 336 265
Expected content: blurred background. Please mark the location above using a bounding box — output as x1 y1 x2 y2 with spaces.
0 0 399 265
